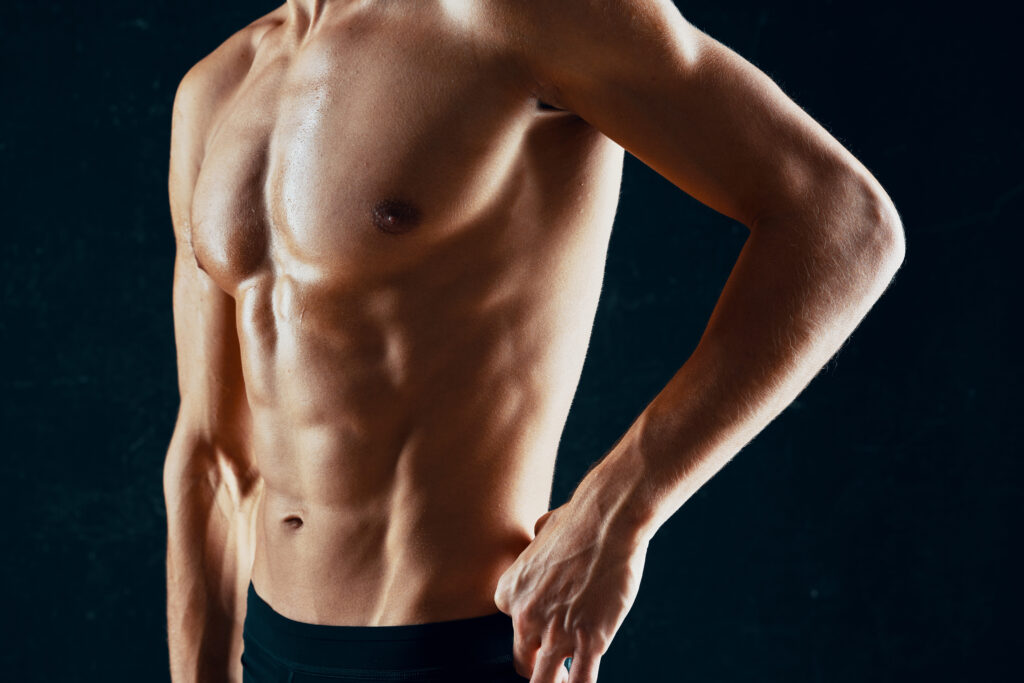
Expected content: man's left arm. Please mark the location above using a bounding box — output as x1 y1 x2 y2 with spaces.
492 2 906 682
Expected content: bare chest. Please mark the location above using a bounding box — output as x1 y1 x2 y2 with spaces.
188 24 532 293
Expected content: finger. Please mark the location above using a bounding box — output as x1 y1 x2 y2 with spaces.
566 651 602 683
511 618 541 680
530 643 571 683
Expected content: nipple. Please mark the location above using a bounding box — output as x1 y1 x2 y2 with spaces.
372 198 422 235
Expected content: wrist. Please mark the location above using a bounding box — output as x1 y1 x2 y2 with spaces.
570 414 660 550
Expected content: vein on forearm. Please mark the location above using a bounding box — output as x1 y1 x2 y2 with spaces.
610 196 903 536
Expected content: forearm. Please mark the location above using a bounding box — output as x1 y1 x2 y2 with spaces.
571 189 905 546
164 428 261 683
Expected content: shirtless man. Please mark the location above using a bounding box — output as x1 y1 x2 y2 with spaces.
162 1 905 681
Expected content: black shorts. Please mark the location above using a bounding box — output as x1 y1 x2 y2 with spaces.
241 581 529 682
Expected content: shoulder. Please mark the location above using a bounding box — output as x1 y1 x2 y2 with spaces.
172 10 282 131
168 9 283 234
484 0 700 106
489 0 687 36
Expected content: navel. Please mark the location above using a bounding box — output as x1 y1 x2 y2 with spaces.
371 198 422 235
282 515 304 530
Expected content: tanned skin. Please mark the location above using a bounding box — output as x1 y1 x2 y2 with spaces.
164 1 904 682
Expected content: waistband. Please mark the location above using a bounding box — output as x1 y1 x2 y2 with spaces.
243 580 517 673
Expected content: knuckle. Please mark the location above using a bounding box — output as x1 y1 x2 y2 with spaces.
537 640 565 657
512 611 533 634
511 655 532 679
572 623 610 653
519 602 543 626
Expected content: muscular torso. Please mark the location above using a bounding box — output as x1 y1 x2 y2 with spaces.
182 0 624 626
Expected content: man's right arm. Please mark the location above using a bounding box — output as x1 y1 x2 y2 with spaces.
163 60 262 683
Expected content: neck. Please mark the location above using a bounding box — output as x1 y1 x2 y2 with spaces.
285 0 344 27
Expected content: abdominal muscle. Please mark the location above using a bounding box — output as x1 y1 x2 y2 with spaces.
241 272 564 627
250 481 536 627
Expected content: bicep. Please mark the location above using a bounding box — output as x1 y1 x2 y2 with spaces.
509 0 891 228
167 71 253 482
171 240 250 447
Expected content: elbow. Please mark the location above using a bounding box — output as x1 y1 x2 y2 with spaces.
163 427 218 497
163 432 260 515
821 163 907 281
825 171 906 285
886 206 906 269
866 192 907 285
164 420 260 510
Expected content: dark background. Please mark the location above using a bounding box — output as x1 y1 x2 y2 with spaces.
2 0 1019 681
